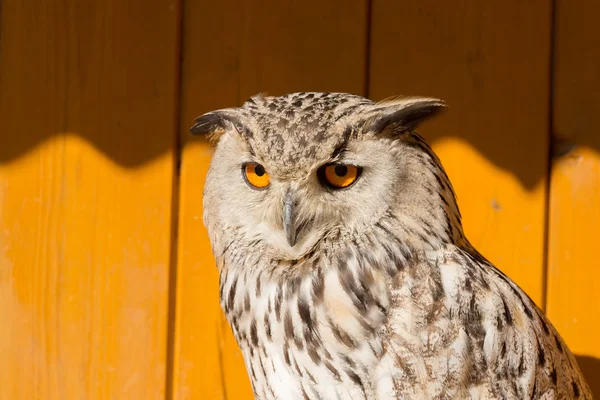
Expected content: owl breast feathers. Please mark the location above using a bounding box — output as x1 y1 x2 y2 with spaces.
192 92 591 399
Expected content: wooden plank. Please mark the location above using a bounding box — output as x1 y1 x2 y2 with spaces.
172 1 368 398
0 0 179 399
369 0 552 306
547 0 600 395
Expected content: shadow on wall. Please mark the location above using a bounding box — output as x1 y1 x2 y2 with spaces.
576 355 600 397
2 109 600 191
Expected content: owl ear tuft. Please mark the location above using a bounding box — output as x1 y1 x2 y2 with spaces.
190 109 245 143
365 97 446 134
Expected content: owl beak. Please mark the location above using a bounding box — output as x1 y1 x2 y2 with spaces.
283 189 297 247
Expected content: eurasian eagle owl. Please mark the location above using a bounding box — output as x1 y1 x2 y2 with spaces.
192 92 591 399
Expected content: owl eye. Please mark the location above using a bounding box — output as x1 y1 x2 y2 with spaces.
243 162 270 189
318 163 361 189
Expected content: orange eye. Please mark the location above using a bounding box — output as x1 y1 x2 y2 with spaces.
319 164 361 189
243 163 270 189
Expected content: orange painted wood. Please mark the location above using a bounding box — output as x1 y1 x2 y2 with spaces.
369 0 552 306
0 0 179 399
547 0 600 394
172 1 368 398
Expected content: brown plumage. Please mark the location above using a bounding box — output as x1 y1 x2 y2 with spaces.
192 92 591 399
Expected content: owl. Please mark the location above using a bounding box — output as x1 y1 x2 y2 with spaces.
192 92 591 399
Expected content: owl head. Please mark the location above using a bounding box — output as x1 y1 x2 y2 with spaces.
193 92 462 261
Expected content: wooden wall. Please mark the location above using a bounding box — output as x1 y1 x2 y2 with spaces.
0 0 597 398
547 0 600 396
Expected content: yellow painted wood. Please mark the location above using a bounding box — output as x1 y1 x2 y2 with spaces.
0 0 179 398
547 0 600 395
172 1 367 398
369 0 551 306
3 1 596 399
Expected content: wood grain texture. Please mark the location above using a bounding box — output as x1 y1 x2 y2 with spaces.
369 0 552 306
3 1 597 399
547 0 600 394
0 0 179 398
172 1 368 398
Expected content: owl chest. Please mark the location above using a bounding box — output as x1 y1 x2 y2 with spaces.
233 313 385 400
222 270 391 399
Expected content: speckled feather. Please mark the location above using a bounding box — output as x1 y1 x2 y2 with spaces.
193 92 591 399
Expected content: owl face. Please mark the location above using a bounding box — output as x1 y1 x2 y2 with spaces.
194 93 445 260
